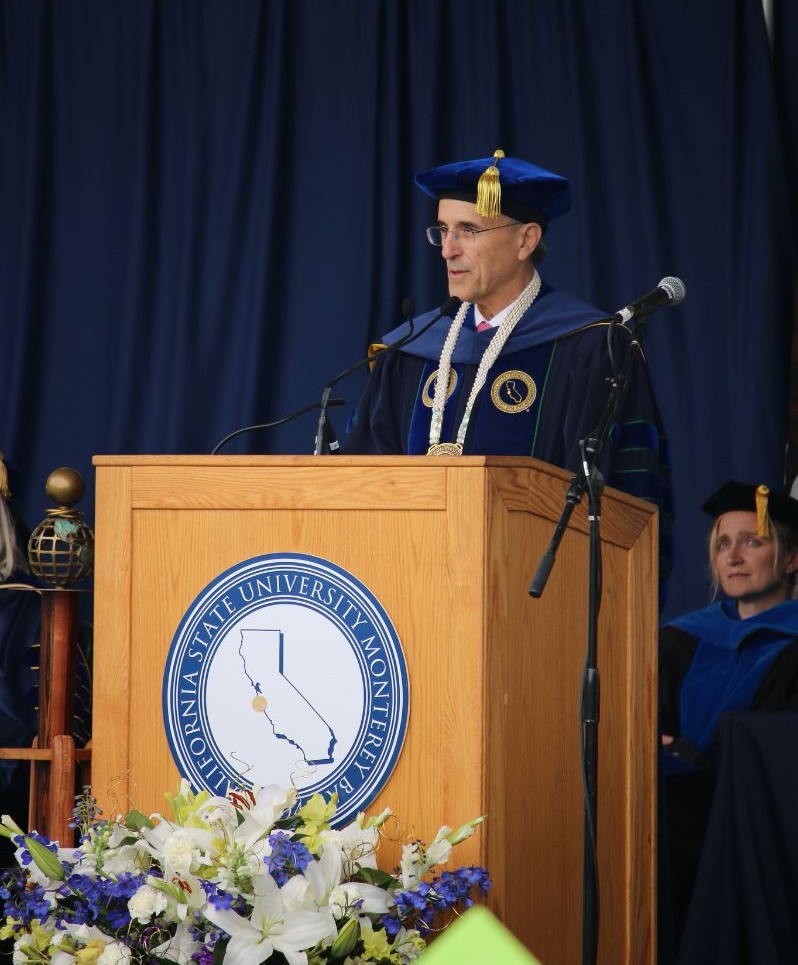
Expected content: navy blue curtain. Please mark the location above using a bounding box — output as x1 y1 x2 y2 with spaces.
2 0 796 621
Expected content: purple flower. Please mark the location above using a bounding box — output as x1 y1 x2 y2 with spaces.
264 831 313 886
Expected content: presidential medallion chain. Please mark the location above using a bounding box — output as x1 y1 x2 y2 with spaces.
427 270 542 456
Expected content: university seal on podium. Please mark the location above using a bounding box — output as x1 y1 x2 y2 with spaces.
163 553 409 826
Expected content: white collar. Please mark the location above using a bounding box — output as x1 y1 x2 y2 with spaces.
473 289 529 329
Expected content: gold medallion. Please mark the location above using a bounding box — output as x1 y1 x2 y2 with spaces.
422 368 458 408
490 370 537 413
427 442 464 456
251 694 267 713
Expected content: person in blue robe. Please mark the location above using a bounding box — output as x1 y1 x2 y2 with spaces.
342 150 672 584
659 480 798 953
0 454 40 876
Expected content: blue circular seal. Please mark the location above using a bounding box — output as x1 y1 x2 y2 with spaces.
163 553 409 826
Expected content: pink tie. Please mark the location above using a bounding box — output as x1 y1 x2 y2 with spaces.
476 320 492 333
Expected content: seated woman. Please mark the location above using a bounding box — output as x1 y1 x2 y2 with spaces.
659 480 798 950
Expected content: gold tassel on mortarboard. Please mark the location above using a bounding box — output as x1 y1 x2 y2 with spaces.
367 343 387 371
755 484 772 538
475 149 505 219
0 452 10 500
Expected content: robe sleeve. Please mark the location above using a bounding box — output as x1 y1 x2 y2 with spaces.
537 323 673 592
341 351 422 455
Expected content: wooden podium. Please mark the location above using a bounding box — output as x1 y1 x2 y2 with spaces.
92 455 658 965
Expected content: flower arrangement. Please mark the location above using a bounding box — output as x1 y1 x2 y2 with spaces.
0 781 490 964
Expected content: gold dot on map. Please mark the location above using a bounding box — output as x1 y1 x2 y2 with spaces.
251 695 267 712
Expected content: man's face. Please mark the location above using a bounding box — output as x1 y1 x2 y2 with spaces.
436 198 540 317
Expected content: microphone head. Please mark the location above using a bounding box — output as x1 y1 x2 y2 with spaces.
401 296 416 321
658 276 686 306
440 296 462 317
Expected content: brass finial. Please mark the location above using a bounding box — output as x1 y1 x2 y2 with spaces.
28 467 94 587
45 467 87 509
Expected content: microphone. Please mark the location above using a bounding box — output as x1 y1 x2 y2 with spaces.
614 276 686 323
313 297 415 456
312 295 461 455
212 297 460 456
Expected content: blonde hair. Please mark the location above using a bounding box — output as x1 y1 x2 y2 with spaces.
708 515 798 599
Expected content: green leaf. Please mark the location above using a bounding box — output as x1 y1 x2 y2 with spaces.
356 866 396 887
124 809 155 831
24 836 66 881
329 917 359 959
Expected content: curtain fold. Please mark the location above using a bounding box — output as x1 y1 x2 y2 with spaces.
1 0 796 619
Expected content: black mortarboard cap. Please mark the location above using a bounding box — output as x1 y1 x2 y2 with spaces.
702 480 798 537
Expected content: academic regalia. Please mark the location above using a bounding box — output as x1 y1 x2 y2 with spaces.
660 598 798 760
342 283 673 583
659 598 798 952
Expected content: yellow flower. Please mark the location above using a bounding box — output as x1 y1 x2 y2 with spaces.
75 938 106 963
164 781 213 828
295 793 338 852
361 923 398 963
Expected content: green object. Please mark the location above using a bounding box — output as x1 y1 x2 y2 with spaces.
419 906 543 964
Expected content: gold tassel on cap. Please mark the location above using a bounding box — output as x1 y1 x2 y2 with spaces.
0 451 10 500
755 484 772 538
475 149 505 219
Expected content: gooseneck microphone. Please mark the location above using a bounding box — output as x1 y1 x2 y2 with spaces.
211 296 461 456
613 276 686 323
312 295 461 455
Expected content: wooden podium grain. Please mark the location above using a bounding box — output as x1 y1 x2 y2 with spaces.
92 455 658 965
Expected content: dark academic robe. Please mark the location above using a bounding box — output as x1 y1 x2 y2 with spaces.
660 598 798 759
342 283 672 581
658 598 798 954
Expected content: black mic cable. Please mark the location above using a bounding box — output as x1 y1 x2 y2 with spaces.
211 296 460 456
313 297 416 456
312 294 461 455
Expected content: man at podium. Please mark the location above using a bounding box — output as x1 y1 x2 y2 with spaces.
342 149 671 575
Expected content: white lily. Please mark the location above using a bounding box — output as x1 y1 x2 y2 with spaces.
283 846 390 919
204 872 336 965
233 784 297 850
329 880 390 917
319 821 380 876
153 922 203 964
300 842 343 904
148 871 207 922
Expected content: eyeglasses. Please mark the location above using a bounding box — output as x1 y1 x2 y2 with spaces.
425 221 520 247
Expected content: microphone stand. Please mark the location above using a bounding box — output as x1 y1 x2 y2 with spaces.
313 296 461 455
212 297 460 457
528 312 651 965
211 398 345 455
313 355 382 456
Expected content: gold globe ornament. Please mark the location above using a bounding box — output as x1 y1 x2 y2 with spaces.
28 467 95 587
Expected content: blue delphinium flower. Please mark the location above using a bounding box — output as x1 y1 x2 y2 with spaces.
382 864 491 937
264 831 313 886
56 871 147 929
200 878 234 911
0 868 51 925
430 866 492 911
